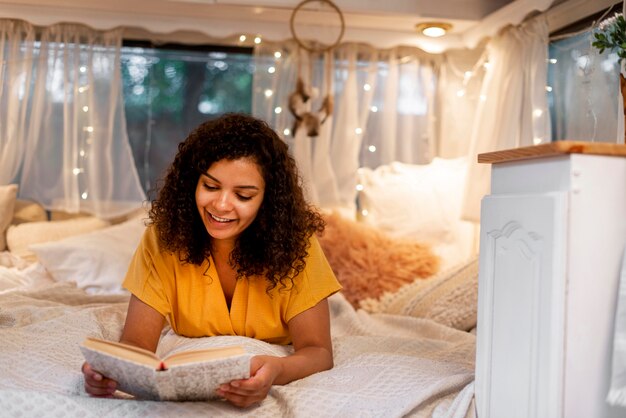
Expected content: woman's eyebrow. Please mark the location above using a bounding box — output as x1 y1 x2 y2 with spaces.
202 173 260 190
203 173 220 183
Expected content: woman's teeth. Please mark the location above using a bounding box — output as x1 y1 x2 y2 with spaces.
210 213 232 223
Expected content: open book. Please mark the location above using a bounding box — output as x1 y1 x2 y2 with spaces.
80 337 251 401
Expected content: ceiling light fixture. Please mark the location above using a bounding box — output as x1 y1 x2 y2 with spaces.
416 22 452 38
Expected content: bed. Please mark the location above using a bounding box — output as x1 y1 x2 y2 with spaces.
0 157 479 418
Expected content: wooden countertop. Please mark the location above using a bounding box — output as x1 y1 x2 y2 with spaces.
478 141 626 164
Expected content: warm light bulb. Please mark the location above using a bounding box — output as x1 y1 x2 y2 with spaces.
416 22 452 38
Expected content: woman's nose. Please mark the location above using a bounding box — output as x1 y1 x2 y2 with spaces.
215 192 232 211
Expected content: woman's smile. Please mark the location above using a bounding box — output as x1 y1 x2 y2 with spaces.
208 212 235 223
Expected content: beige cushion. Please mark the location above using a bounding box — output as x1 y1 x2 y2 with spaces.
0 184 18 251
12 199 48 225
360 257 479 331
6 216 110 262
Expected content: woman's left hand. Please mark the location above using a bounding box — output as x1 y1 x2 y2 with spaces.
216 355 282 408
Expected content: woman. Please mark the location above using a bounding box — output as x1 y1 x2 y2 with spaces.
81 113 341 407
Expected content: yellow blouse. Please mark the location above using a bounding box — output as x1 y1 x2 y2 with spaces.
122 225 341 345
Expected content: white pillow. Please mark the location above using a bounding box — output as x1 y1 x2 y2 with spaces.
29 216 146 294
357 157 476 269
0 184 18 251
6 216 110 262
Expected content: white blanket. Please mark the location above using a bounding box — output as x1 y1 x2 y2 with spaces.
0 282 475 417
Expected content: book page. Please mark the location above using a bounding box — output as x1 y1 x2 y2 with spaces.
158 333 249 358
82 337 161 368
164 345 246 367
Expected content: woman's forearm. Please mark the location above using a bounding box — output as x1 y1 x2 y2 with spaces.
273 346 334 385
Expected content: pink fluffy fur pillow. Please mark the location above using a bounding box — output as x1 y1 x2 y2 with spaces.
317 212 440 308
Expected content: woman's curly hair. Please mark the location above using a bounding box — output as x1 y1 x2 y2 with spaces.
149 113 325 291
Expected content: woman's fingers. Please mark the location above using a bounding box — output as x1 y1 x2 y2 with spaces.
217 389 263 408
82 362 117 396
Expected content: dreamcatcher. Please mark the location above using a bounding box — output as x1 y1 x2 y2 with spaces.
288 0 345 137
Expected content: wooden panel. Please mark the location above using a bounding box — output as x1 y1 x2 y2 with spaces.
478 141 626 164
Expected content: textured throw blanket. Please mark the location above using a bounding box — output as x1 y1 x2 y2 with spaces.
0 282 475 417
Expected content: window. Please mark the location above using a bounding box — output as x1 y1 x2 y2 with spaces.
121 42 254 194
547 9 621 143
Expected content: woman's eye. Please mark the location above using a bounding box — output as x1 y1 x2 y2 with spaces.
237 195 252 201
203 183 218 190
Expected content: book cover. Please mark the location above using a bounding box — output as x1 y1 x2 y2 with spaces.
80 337 251 401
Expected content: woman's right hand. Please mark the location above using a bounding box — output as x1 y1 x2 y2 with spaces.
81 362 118 397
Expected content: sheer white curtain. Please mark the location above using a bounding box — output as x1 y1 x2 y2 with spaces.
0 20 34 186
461 17 551 222
437 48 486 159
253 41 438 216
0 20 145 219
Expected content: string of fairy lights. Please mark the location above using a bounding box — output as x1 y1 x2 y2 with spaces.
77 64 91 201
236 32 555 218
69 29 587 209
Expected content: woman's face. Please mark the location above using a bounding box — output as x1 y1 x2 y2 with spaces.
195 158 265 245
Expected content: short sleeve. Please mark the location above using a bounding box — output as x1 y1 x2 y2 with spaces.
284 235 342 322
122 226 172 317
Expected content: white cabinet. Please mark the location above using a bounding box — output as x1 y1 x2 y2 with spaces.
475 141 626 418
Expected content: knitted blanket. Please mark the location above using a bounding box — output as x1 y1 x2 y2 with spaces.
0 281 475 417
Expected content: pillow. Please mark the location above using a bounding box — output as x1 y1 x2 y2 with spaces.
357 157 477 269
0 184 18 251
360 257 479 331
317 211 440 308
29 216 146 294
12 199 48 225
6 216 110 262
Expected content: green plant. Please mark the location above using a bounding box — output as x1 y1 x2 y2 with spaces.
592 13 626 60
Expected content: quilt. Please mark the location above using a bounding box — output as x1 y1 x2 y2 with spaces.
0 281 476 417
